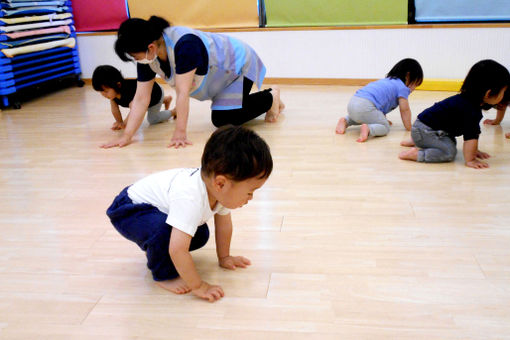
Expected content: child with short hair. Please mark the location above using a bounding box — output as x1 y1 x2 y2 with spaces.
92 65 175 130
106 126 273 302
336 58 423 142
399 59 509 169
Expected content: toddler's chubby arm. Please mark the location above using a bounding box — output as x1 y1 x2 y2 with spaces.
215 213 251 270
398 97 412 131
483 103 507 125
463 138 490 169
109 100 125 130
169 228 224 302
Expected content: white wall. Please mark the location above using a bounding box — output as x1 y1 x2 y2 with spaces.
77 27 510 80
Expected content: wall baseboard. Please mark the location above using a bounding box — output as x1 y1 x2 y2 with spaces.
82 77 462 92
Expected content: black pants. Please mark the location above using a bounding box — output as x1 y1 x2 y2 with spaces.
211 77 273 127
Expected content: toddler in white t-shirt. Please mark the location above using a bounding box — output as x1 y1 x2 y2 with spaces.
106 126 273 302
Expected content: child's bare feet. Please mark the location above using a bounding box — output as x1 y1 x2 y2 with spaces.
335 117 347 134
400 139 415 147
155 277 190 294
399 147 419 161
356 124 370 142
163 95 173 110
265 86 281 122
170 108 177 120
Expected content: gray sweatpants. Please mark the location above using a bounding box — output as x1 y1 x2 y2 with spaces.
345 96 391 137
411 119 457 163
146 83 172 125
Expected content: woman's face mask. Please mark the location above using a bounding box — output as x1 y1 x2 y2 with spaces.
137 49 157 65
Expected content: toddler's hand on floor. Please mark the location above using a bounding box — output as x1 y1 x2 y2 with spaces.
219 256 251 270
483 119 500 125
476 150 490 159
111 121 126 130
466 159 489 169
192 281 224 302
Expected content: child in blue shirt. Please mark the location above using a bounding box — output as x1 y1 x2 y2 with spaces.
336 58 423 142
106 126 272 302
399 59 509 169
92 65 175 131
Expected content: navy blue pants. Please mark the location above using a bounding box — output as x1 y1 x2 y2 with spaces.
106 187 210 281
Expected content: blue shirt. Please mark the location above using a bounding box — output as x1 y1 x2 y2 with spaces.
417 94 483 141
354 78 410 114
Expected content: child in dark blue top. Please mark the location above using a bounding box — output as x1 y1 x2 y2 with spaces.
92 65 175 130
399 59 509 169
336 58 423 142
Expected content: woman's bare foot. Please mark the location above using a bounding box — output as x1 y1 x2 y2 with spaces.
163 95 173 110
265 86 280 122
335 117 347 134
399 147 419 161
356 124 370 142
400 139 415 147
155 277 191 294
279 99 285 113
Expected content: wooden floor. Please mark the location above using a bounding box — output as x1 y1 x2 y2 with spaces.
1 84 510 339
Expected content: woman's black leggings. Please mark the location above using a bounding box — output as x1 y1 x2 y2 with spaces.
211 77 273 127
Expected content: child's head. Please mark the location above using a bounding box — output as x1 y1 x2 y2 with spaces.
201 125 273 209
460 59 509 108
387 58 423 91
92 65 124 100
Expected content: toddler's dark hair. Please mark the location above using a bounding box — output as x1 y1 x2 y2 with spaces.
387 58 423 86
115 16 170 62
461 59 510 104
201 126 273 181
92 65 124 92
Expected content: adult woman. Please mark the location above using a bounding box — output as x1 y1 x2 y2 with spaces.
102 16 282 149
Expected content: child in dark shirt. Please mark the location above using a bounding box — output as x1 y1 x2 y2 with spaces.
92 65 175 130
399 59 509 169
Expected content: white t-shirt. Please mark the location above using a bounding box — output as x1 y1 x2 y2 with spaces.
127 168 230 236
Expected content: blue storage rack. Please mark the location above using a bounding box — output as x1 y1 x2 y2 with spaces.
0 0 81 108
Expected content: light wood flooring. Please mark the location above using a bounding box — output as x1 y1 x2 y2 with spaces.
1 84 510 339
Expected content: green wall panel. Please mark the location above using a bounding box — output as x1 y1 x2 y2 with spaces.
265 0 408 27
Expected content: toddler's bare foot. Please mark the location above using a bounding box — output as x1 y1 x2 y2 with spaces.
265 86 280 122
400 139 415 147
506 132 510 139
163 95 173 110
399 147 419 161
356 124 370 142
170 108 177 120
335 117 347 134
155 277 190 294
